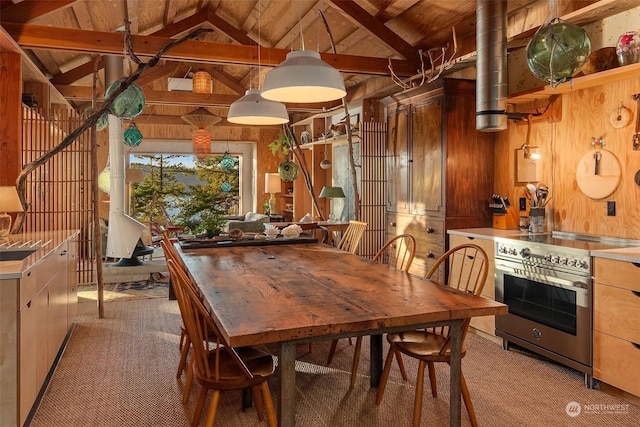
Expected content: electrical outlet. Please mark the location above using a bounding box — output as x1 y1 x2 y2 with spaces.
607 201 616 216
519 197 527 211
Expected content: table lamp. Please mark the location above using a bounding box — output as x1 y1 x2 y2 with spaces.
265 173 281 215
0 186 24 240
319 186 345 222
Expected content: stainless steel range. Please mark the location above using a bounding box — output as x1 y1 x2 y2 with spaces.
494 232 639 388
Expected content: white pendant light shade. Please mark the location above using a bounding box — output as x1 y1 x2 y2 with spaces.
227 89 290 125
262 50 346 103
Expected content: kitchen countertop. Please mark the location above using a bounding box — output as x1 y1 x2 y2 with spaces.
449 228 640 263
0 230 78 279
590 247 640 263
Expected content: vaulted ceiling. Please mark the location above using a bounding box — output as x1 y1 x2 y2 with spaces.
2 0 639 125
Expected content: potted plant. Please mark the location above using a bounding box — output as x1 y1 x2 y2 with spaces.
198 210 226 238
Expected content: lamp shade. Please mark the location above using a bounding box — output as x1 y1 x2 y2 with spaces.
192 71 212 94
192 128 211 160
98 165 111 193
227 89 290 125
0 186 24 212
181 107 221 129
262 50 346 103
319 186 345 198
265 173 281 194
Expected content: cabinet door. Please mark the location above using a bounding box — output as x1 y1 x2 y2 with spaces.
411 98 442 214
19 299 38 427
67 239 78 327
47 273 67 367
386 106 409 213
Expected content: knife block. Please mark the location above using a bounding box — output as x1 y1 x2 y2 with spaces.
493 207 519 229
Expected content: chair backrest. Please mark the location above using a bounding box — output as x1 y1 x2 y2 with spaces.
166 259 254 382
372 233 417 272
160 238 187 274
424 244 488 354
336 220 368 254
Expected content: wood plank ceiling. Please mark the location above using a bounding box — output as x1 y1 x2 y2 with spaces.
2 0 638 126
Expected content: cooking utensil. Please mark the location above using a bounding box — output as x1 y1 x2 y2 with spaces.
633 93 640 150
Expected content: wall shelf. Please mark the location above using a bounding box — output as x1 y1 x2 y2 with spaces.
508 63 640 105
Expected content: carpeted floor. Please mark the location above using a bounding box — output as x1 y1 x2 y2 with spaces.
29 297 639 427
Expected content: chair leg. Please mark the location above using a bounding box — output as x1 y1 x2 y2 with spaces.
177 336 190 378
375 347 396 405
179 329 186 351
192 387 208 427
395 349 408 381
461 373 478 427
427 361 437 397
327 339 339 365
350 336 363 388
252 386 264 421
204 390 221 427
182 359 194 404
413 360 427 427
260 381 278 427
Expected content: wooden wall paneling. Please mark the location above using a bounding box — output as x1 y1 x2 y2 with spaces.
0 51 22 185
497 75 640 240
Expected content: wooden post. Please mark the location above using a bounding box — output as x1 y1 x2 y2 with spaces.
0 51 22 186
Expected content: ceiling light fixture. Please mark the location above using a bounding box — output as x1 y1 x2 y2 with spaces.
192 70 212 94
181 107 221 160
261 3 345 103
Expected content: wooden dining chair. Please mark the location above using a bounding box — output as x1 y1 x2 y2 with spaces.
335 220 368 254
167 259 277 427
334 234 418 388
375 244 488 427
160 238 192 380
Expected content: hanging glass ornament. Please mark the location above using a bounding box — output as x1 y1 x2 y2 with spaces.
526 18 591 87
84 107 109 131
219 151 235 172
123 121 143 147
104 79 146 119
221 180 232 192
98 161 111 193
278 160 299 182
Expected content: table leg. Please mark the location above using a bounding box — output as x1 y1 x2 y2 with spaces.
278 342 296 427
369 334 383 387
449 320 462 427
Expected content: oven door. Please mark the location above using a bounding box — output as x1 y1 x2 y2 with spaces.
494 258 592 369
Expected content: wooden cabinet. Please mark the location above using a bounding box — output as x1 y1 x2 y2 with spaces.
593 257 640 398
449 234 496 337
0 232 78 427
382 79 495 275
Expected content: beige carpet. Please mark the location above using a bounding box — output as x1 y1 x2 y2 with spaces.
30 298 639 427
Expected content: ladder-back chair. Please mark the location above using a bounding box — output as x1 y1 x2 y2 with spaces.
375 244 488 427
335 220 368 254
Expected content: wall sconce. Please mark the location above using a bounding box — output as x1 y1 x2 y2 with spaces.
0 186 24 240
192 71 212 94
521 143 541 160
265 173 281 215
517 143 541 182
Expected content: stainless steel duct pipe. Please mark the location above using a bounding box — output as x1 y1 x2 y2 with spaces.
476 0 508 131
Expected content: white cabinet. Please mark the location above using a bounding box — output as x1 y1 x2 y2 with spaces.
0 231 78 427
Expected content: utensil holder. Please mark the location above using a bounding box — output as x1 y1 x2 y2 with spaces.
528 208 545 233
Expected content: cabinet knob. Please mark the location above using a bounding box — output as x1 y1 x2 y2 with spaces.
427 252 436 258
390 222 396 227
426 227 435 233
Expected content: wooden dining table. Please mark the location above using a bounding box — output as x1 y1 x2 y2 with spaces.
176 242 507 427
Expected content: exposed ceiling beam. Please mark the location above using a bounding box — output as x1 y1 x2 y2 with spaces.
3 23 418 76
0 0 77 23
208 67 246 94
55 84 341 111
326 0 417 60
206 7 255 45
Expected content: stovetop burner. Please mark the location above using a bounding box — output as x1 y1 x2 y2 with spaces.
507 233 638 252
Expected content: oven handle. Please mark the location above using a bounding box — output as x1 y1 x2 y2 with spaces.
495 261 590 292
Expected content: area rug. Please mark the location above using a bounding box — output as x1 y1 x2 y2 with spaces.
78 273 169 302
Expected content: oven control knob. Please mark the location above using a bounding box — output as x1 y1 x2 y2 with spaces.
550 255 559 263
498 246 507 254
558 256 568 264
509 248 518 255
519 248 531 258
577 260 589 269
567 258 577 267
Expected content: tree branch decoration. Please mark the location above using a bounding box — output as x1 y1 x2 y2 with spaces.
12 21 212 232
320 11 361 221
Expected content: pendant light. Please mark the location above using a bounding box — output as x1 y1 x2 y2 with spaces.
227 88 289 125
261 2 345 103
227 2 289 125
192 70 212 94
192 129 212 160
181 107 221 160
